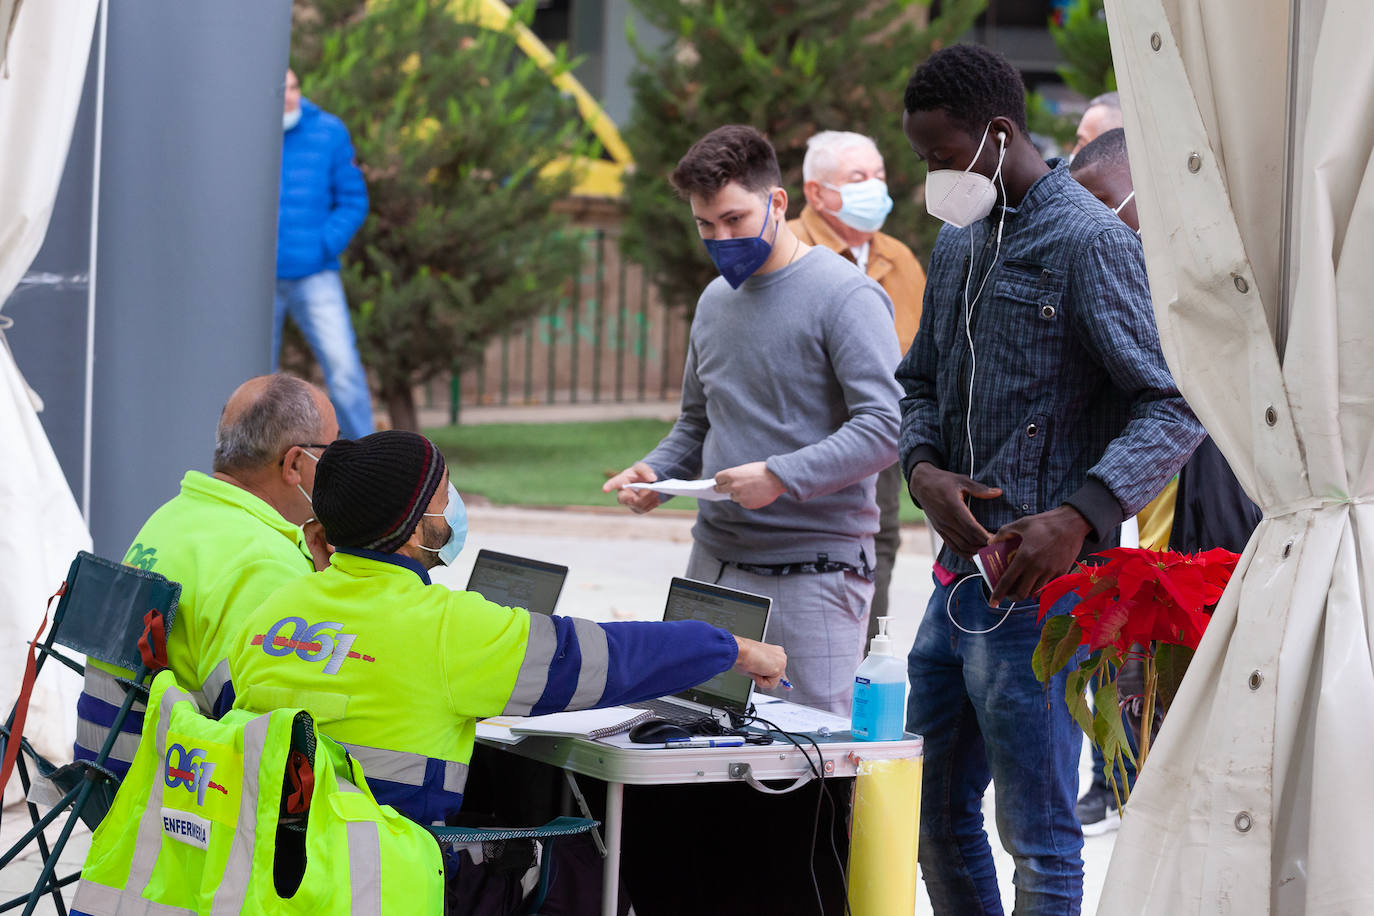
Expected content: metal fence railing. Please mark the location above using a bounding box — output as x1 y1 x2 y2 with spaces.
423 228 689 423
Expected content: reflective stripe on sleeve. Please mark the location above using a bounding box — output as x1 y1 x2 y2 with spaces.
199 658 232 715
443 759 469 795
502 613 557 716
83 666 142 707
340 742 429 786
75 719 141 764
567 617 610 709
70 879 197 915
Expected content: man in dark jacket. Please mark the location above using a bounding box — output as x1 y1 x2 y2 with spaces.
277 69 373 439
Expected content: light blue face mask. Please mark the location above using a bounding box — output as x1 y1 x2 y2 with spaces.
418 483 468 566
821 177 894 233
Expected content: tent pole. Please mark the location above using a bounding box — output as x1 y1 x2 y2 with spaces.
81 0 108 524
1275 0 1300 366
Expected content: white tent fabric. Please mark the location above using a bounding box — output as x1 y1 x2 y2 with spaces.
1100 1 1374 912
0 0 98 794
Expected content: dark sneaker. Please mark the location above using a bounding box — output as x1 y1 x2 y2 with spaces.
1076 784 1122 836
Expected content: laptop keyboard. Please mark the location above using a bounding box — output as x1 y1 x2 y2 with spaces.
631 699 714 728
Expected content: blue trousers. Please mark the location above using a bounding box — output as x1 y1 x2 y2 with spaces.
907 574 1085 915
273 270 375 439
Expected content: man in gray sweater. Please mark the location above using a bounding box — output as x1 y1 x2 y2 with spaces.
605 125 902 714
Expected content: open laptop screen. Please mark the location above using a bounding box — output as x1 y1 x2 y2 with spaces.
662 577 771 711
465 549 569 615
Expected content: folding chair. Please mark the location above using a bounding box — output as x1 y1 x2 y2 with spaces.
0 551 178 916
431 816 602 915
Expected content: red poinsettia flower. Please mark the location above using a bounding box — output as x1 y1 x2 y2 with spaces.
1038 548 1241 654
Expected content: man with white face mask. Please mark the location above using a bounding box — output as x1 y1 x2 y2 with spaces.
896 46 1202 915
74 375 337 782
790 131 926 644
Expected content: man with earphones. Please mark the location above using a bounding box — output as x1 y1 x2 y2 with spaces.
896 46 1203 915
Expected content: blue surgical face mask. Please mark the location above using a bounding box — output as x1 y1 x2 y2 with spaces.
821 178 894 233
418 483 468 566
701 194 779 289
283 108 301 131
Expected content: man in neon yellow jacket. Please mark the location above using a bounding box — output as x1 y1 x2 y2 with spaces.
229 431 787 824
76 374 337 779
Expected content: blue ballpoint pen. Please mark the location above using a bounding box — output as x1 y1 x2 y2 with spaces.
663 736 746 748
779 678 793 690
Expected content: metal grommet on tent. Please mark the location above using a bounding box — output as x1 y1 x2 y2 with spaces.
1233 274 1249 293
1265 406 1278 426
1150 32 1162 51
1235 811 1253 833
1187 153 1202 173
1249 670 1263 690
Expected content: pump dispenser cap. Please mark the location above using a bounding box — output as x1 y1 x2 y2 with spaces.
869 616 895 656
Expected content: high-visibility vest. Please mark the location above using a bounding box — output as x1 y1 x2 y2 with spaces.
72 671 444 915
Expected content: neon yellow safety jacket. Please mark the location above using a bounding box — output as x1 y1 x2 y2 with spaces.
72 671 445 915
76 471 315 780
229 549 738 824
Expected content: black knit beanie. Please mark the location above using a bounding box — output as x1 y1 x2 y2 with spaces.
313 431 447 554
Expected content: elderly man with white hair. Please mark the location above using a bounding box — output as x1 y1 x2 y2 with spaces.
1071 90 1123 155
790 130 926 641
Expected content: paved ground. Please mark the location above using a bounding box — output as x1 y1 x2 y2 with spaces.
0 504 1116 913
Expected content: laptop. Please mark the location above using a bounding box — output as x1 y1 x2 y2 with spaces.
630 577 773 728
465 549 569 615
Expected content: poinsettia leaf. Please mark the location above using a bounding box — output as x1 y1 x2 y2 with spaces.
1032 614 1074 683
1038 573 1083 620
1114 558 1151 602
1120 602 1159 649
1050 618 1084 677
1087 600 1131 652
1064 670 1095 739
1091 680 1134 769
1154 643 1195 709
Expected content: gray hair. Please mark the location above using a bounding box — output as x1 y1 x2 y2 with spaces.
802 131 881 183
1087 91 1121 111
212 374 322 474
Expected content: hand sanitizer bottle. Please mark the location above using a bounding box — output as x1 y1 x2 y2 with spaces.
851 616 906 741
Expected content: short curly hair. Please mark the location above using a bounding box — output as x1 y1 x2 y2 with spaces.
904 44 1028 136
671 125 782 199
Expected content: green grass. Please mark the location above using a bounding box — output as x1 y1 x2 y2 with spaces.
426 418 925 523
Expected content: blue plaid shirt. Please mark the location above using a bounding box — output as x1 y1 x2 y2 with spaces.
897 160 1204 575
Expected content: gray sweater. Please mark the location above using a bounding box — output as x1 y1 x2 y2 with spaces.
643 246 902 567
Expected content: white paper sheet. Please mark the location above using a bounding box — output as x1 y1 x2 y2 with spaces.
749 696 852 735
625 478 731 501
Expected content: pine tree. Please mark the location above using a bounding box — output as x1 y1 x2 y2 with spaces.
296 0 596 430
620 0 985 311
1050 0 1115 99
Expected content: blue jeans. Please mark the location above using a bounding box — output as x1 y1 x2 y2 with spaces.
273 270 375 439
907 574 1084 915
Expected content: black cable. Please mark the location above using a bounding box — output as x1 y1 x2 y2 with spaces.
742 709 854 916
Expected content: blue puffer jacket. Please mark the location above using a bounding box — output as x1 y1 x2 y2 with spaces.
277 98 369 280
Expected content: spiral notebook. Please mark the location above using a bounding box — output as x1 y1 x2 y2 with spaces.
505 706 658 741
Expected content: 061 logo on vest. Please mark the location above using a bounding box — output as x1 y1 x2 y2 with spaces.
165 743 228 806
251 616 376 675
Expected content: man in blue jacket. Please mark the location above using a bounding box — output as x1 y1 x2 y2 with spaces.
277 69 373 439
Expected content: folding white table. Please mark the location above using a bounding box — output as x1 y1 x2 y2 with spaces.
480 712 922 916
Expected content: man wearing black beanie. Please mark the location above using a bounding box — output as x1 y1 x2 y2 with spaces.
228 430 787 829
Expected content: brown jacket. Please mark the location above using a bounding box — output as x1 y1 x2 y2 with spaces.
789 205 926 355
